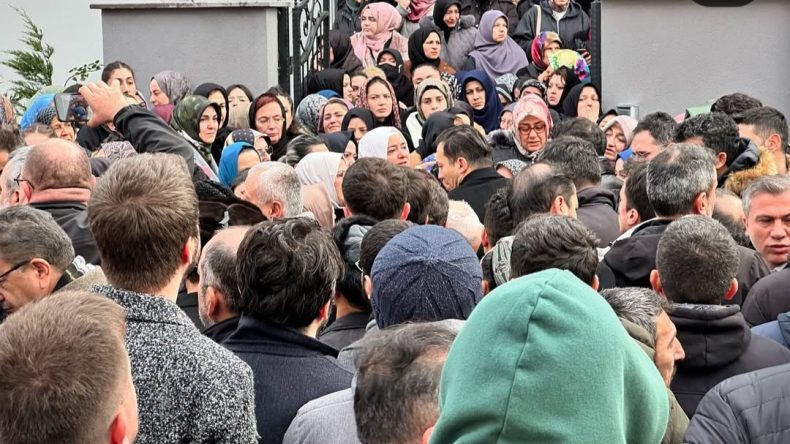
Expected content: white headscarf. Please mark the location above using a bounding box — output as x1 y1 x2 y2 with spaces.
295 152 343 208
358 126 403 159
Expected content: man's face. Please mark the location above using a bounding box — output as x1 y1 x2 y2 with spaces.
654 311 684 387
351 75 367 103
0 259 46 314
745 190 790 269
196 250 212 328
436 142 462 191
618 181 632 234
631 131 663 161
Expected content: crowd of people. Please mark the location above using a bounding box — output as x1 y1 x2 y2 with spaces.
0 0 790 442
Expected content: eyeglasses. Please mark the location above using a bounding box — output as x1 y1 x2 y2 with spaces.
518 123 547 134
13 175 33 189
0 260 29 285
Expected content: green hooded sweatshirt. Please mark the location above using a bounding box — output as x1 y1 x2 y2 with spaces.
430 269 669 444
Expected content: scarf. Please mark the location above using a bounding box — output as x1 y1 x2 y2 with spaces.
357 77 402 128
218 141 259 187
458 70 502 134
170 95 221 169
602 115 639 148
295 152 344 207
359 126 402 159
468 11 528 81
415 79 454 122
295 94 330 135
193 83 230 129
531 32 563 71
306 69 347 98
433 0 461 42
249 93 290 160
318 98 351 133
549 49 591 83
320 130 356 154
418 111 456 157
330 30 354 70
341 108 376 134
152 70 191 106
562 83 602 119
407 0 435 23
351 3 402 64
512 94 553 154
408 27 443 69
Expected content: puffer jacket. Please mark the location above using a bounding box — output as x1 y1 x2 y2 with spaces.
752 312 790 348
684 363 790 444
419 15 477 71
488 129 535 164
513 0 590 60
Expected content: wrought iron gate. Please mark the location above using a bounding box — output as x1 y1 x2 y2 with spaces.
277 0 332 102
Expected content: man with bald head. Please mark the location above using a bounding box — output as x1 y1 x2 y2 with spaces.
198 226 251 343
16 138 99 264
244 162 303 220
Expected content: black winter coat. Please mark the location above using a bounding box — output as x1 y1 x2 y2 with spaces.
489 129 534 164
670 304 790 418
684 362 790 443
513 0 590 60
742 268 790 326
448 167 510 222
30 201 100 266
576 186 619 248
598 219 769 306
332 3 360 39
223 315 353 444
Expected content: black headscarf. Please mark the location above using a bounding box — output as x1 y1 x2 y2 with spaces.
433 0 462 41
320 130 356 154
562 82 602 119
418 111 456 158
449 102 474 123
377 49 414 107
305 69 346 98
330 30 353 70
249 93 290 161
408 27 442 70
550 67 581 113
194 82 233 164
341 108 376 141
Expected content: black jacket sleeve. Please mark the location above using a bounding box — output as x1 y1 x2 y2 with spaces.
513 6 538 56
113 105 195 171
683 387 740 444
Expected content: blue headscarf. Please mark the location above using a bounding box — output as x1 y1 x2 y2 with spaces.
218 142 256 187
20 94 56 130
458 70 502 134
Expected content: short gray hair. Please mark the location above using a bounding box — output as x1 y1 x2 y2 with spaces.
445 200 483 247
2 147 31 201
742 175 790 216
199 229 247 314
0 206 74 269
600 288 668 339
246 162 303 217
647 143 716 217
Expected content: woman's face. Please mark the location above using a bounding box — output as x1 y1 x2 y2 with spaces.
492 17 508 43
276 95 294 129
149 79 169 106
604 123 627 160
419 88 448 120
386 133 410 166
50 117 75 142
518 115 548 153
465 80 486 110
335 158 350 206
322 103 348 134
360 8 378 37
378 53 397 66
342 75 353 102
228 87 250 108
423 32 442 60
254 136 271 161
198 107 219 144
367 82 394 121
577 86 600 121
542 41 562 65
350 75 367 103
500 110 513 130
255 102 284 145
237 149 262 172
546 74 565 106
443 5 460 29
347 117 369 142
343 140 357 164
207 90 227 127
108 68 137 97
522 86 543 100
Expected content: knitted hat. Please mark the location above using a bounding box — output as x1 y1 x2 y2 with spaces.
371 225 483 328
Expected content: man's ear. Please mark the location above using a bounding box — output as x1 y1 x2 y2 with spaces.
271 200 284 219
399 202 411 221
109 407 130 444
343 206 352 218
626 208 641 227
765 133 783 153
19 181 33 203
715 152 727 171
549 195 566 215
317 301 331 322
205 287 220 318
89 175 97 189
723 278 739 301
481 228 491 252
29 258 53 290
591 274 599 291
650 269 664 296
456 157 469 174
421 426 435 444
692 192 708 216
482 279 490 296
363 275 373 300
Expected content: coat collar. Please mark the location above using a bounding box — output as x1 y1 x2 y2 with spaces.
224 314 340 357
93 285 195 329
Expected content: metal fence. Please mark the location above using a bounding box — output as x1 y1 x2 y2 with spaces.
277 0 333 102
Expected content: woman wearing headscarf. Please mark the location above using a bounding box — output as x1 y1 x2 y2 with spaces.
295 94 330 135
227 84 253 109
417 110 456 160
305 69 353 101
218 142 263 187
350 3 409 68
357 77 402 128
341 108 376 142
320 130 358 165
0 95 16 129
171 95 222 178
562 82 602 122
358 126 410 166
404 27 457 85
377 49 414 107
150 71 191 124
546 66 581 114
405 79 453 148
400 0 435 38
194 83 234 164
458 70 502 134
295 151 348 208
224 128 272 161
35 106 75 142
249 92 293 161
329 29 364 74
465 11 528 81
318 98 350 134
489 94 553 164
419 0 476 71
517 31 563 81
601 115 638 162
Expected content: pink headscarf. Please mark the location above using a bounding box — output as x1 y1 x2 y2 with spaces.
351 3 402 63
602 115 639 147
512 94 553 153
407 0 435 22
